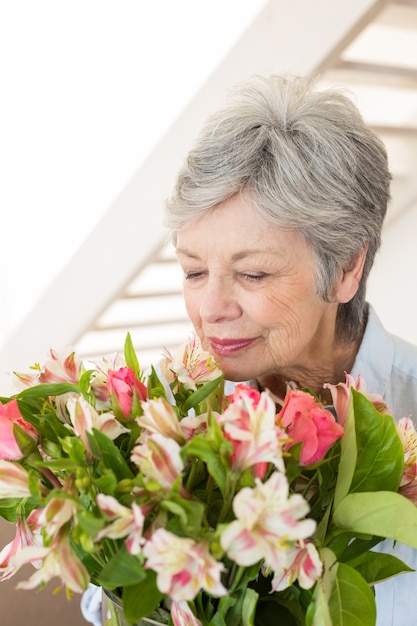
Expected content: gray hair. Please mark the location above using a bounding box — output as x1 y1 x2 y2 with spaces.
165 74 391 342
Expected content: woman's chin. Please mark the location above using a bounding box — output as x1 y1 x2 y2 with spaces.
217 363 256 383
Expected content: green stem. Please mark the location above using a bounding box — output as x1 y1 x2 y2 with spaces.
302 470 318 500
185 458 200 492
218 474 238 524
228 564 246 591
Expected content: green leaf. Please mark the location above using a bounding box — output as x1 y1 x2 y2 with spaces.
12 422 38 457
122 570 163 624
182 375 224 412
333 491 417 548
349 391 403 493
76 510 105 539
346 550 414 585
161 494 206 537
147 366 168 400
96 544 146 588
337 535 382 563
0 499 35 523
334 394 357 509
308 548 376 626
16 399 70 441
17 382 81 399
210 596 236 626
64 433 90 466
124 333 140 377
328 562 376 626
307 547 337 626
183 435 229 497
89 429 134 480
93 469 119 495
237 587 258 626
335 391 404 509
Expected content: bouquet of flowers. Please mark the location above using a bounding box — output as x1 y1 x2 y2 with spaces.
1 333 417 626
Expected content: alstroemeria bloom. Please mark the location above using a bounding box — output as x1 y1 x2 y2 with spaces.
324 373 389 426
0 460 31 497
278 389 343 466
39 348 81 384
10 526 89 594
0 510 42 581
107 366 147 419
220 471 316 574
131 434 184 491
13 348 82 388
66 395 129 454
95 494 145 555
396 416 417 504
143 528 226 601
271 540 323 591
218 386 285 478
179 413 209 441
138 398 209 443
38 477 79 537
171 600 203 626
0 399 39 460
160 335 221 391
137 397 185 443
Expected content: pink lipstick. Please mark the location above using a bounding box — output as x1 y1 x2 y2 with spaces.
207 337 257 356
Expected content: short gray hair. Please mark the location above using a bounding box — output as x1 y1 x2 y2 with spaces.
165 74 391 341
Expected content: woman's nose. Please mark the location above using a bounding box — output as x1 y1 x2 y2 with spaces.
199 280 241 323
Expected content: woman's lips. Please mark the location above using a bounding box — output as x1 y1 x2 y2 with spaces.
207 337 257 355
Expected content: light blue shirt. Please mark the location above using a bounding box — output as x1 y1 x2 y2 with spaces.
352 305 417 425
352 305 417 626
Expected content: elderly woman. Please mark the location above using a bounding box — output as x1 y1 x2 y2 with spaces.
165 75 417 626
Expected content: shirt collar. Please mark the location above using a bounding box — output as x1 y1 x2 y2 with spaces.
351 304 393 398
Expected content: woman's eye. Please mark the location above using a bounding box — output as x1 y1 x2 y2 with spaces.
242 273 267 282
184 271 204 281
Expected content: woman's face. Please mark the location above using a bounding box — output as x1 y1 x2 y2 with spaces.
175 194 339 383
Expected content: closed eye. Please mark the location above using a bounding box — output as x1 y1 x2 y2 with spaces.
184 271 205 281
241 273 267 282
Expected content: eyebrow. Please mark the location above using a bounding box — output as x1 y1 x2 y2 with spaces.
175 247 283 261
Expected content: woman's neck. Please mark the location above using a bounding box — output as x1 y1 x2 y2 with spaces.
256 334 363 405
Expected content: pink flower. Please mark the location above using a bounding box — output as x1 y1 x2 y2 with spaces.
131 434 184 491
178 414 209 440
137 397 209 443
171 600 203 626
0 399 39 460
10 526 89 594
160 335 221 392
66 395 129 455
278 389 343 466
143 528 226 601
13 348 81 389
218 386 285 478
137 397 185 443
271 540 323 591
220 471 316 574
38 477 78 537
396 416 417 504
39 349 80 383
324 373 389 426
95 494 145 555
108 367 147 419
0 510 42 581
0 460 31 497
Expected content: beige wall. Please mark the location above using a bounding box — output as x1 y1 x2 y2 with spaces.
0 519 88 626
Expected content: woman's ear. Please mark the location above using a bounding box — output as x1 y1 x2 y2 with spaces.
333 247 368 304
